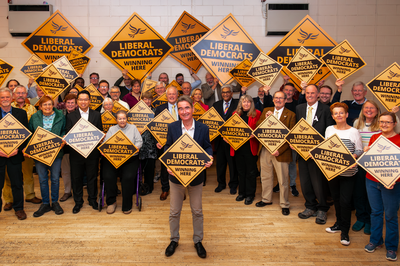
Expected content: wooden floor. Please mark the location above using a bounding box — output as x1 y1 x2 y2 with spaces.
0 164 396 265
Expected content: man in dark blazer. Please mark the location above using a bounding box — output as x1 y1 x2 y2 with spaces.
212 84 239 194
296 84 334 225
164 95 213 259
239 85 273 112
65 90 103 214
202 72 242 108
0 87 29 220
155 86 179 201
256 91 296 216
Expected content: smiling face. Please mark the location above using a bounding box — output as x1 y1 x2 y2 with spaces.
41 100 54 116
305 85 319 106
143 97 152 107
192 89 202 102
221 87 233 102
132 82 141 95
98 82 109 96
352 84 367 103
379 114 396 135
155 84 166 96
178 100 194 122
0 91 12 109
241 99 251 111
13 87 27 105
117 112 127 128
77 93 90 112
283 85 295 100
205 73 214 86
109 88 121 101
65 99 77 113
181 82 191 96
273 91 286 110
159 73 169 84
7 80 19 91
319 87 332 104
103 101 113 111
257 87 265 98
362 102 379 121
167 88 178 104
331 107 348 124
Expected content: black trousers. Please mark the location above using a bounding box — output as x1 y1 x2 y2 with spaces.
70 154 99 205
353 167 371 224
298 157 330 212
103 156 139 211
329 175 357 235
141 158 155 193
158 149 169 192
235 142 257 198
216 140 238 189
0 159 24 211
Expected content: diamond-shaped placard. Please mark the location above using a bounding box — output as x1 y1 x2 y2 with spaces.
127 100 155 134
285 118 325 160
310 134 357 181
0 114 31 155
141 78 158 99
218 113 253 150
366 62 400 112
85 84 104 110
98 130 138 169
166 80 183 96
0 59 14 87
286 46 323 83
67 48 90 75
101 111 117 133
192 102 206 120
152 92 168 109
24 127 63 166
20 54 47 79
63 118 105 158
253 114 290 154
190 13 263 86
100 12 173 82
159 133 212 187
147 109 176 146
166 11 209 73
321 39 366 80
49 55 79 84
357 135 400 189
35 64 69 100
112 101 129 113
229 58 256 87
247 53 283 86
197 107 225 142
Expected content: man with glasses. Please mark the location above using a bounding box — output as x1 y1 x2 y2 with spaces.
175 69 201 90
202 72 241 108
89 72 100 89
101 86 129 113
65 90 103 214
114 69 132 99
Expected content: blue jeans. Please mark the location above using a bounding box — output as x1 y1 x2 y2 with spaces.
35 158 62 205
366 178 400 251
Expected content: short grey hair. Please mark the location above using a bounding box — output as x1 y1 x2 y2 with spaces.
155 81 165 88
110 86 120 92
221 84 233 93
13 85 27 94
0 87 12 96
166 86 178 95
352 81 367 92
273 90 287 100
102 97 113 107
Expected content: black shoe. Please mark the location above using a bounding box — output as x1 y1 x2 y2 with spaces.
230 187 237 195
117 189 121 195
52 202 64 215
89 201 98 210
165 241 178 257
282 208 290 216
214 186 225 193
244 197 254 205
273 184 280 193
290 185 299 197
72 204 83 214
194 242 207 258
255 201 272 207
33 204 51 217
236 195 245 201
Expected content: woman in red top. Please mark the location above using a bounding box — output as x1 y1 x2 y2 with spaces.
229 95 261 205
191 88 209 111
122 79 141 108
363 112 400 261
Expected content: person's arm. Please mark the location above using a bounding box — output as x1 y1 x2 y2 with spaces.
27 78 38 98
298 93 306 104
232 82 242 93
331 90 341 104
202 84 215 100
114 76 124 86
191 79 201 90
189 68 201 89
132 125 143 150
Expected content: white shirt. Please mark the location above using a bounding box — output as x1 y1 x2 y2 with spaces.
79 108 89 120
214 89 219 102
168 102 178 120
274 107 283 120
182 119 195 138
306 101 319 122
223 99 232 113
100 99 130 113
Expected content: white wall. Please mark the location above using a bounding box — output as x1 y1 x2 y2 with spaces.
1 0 400 103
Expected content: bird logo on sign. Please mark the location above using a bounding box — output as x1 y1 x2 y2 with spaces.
299 53 308 60
339 46 351 54
3 120 15 128
377 143 391 153
221 25 239 39
298 28 319 44
194 107 201 113
181 22 196 33
160 115 170 122
78 124 89 131
267 120 277 127
48 69 57 76
299 125 309 132
388 70 400 80
232 119 241 126
242 63 250 69
50 21 68 34
180 140 193 151
259 58 270 65
115 136 125 143
37 133 47 141
128 25 146 38
30 58 39 64
138 105 145 111
328 140 341 149
58 61 68 68
103 116 113 122
208 113 216 119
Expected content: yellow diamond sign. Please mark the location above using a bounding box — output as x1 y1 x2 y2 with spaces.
286 46 323 83
218 113 252 150
229 58 256 87
247 53 283 86
0 59 14 87
197 107 225 142
0 114 31 155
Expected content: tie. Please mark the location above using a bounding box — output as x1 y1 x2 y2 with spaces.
172 105 177 120
306 106 313 125
224 102 229 115
275 111 279 118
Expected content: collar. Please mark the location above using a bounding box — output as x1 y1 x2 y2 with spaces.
307 101 319 110
352 98 367 105
79 108 89 114
181 119 195 130
224 99 232 105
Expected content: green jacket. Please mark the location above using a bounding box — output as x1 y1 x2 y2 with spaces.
29 108 66 159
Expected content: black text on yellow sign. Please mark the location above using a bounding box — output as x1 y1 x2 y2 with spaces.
112 101 129 114
197 107 225 142
321 39 366 80
24 127 63 167
218 113 253 151
190 13 263 86
22 10 93 64
366 62 400 112
141 78 158 99
98 130 138 169
127 100 155 134
20 54 47 79
229 58 256 87
0 59 14 87
252 114 289 154
247 53 283 86
101 111 117 133
159 133 211 187
68 49 90 75
50 55 79 84
152 92 168 109
310 134 356 181
166 80 183 96
85 84 105 111
357 135 400 189
147 109 176 146
284 118 325 161
166 11 210 73
100 12 173 82
286 46 323 83
0 114 32 155
192 102 206 120
35 64 69 100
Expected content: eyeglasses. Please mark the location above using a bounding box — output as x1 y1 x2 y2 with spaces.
100 86 108 89
320 93 331 96
379 121 394 125
90 77 99 79
221 91 231 94
78 98 90 102
274 97 285 100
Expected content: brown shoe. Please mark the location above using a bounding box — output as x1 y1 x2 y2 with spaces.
160 191 169 201
15 210 27 220
60 193 72 202
4 202 13 211
25 197 42 204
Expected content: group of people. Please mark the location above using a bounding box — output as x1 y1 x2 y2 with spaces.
0 69 399 261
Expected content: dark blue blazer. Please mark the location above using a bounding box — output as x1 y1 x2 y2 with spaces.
165 120 213 186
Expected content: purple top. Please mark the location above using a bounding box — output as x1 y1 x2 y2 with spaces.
122 93 140 108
